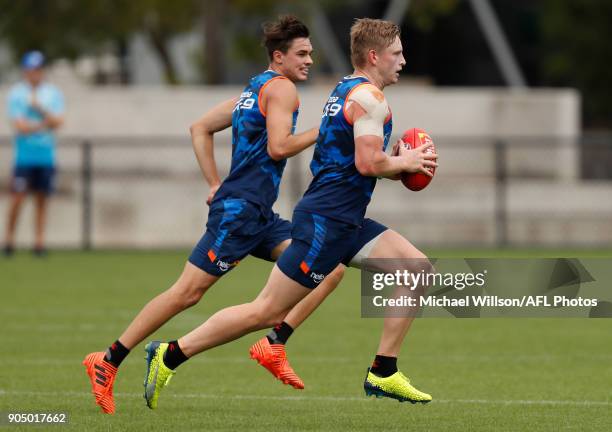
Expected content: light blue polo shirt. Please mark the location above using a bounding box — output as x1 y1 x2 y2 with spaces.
6 81 64 167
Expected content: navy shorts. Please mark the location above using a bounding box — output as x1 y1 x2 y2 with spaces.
189 198 292 277
277 211 388 289
12 166 56 195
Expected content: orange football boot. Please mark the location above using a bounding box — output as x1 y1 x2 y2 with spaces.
82 352 118 414
249 337 304 389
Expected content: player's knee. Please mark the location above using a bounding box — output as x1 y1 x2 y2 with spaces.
415 256 434 274
173 280 210 308
248 301 285 328
394 251 434 290
396 247 431 269
327 265 345 285
182 291 204 308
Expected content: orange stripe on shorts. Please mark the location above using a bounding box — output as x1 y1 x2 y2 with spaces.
300 261 310 274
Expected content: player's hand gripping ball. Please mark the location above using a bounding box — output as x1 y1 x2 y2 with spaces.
398 128 437 191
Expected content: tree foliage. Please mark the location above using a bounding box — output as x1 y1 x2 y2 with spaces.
0 0 199 84
542 0 612 126
407 0 460 32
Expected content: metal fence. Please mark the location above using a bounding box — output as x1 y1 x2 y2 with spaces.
1 135 611 249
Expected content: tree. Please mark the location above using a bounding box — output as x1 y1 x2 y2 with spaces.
542 0 612 127
0 0 199 85
0 0 124 61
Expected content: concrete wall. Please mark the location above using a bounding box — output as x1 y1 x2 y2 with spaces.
3 83 609 249
0 83 580 137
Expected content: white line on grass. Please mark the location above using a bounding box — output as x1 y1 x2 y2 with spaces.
0 389 609 407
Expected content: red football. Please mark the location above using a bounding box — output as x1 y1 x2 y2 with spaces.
399 128 436 191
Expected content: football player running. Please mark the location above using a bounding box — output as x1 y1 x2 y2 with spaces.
83 15 345 414
144 18 437 407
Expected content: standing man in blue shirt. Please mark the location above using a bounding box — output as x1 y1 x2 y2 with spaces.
4 51 65 256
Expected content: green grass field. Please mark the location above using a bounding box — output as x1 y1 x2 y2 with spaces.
1 250 611 431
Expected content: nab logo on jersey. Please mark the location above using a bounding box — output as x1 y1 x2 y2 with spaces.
310 272 326 284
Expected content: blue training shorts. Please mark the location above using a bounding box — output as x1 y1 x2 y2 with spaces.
12 166 56 195
189 198 291 277
277 211 388 289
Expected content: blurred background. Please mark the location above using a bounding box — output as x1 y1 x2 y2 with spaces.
1 0 611 250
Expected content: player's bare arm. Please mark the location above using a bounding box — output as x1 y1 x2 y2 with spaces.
349 84 437 178
263 78 318 161
190 97 237 204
